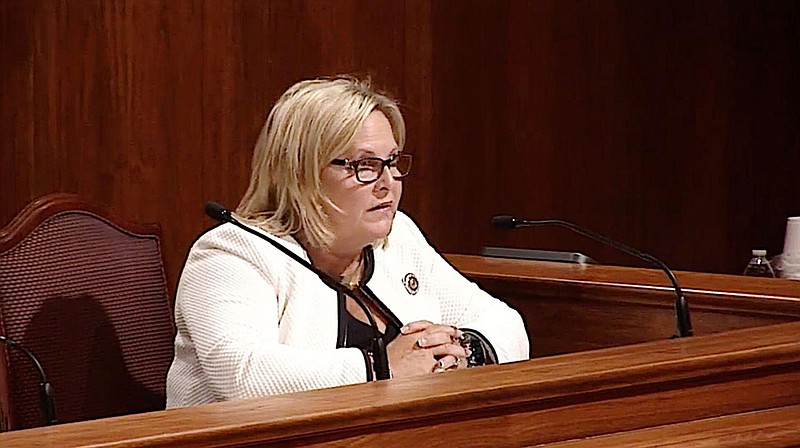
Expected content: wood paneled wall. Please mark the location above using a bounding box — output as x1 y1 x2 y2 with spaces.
427 0 800 273
2 1 798 294
0 0 433 292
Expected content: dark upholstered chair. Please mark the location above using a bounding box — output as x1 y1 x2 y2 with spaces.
0 194 175 430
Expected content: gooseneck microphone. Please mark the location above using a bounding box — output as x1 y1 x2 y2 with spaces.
491 215 693 338
0 335 57 426
204 202 391 380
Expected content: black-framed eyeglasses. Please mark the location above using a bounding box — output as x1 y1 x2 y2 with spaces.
330 153 413 184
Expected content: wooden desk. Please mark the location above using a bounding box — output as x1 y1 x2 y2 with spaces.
1 321 798 447
446 254 800 356
2 257 798 446
543 404 800 448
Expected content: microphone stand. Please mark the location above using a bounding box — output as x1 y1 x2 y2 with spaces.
204 202 391 380
0 335 57 426
492 215 693 338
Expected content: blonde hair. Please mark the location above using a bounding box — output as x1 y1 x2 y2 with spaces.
235 76 406 249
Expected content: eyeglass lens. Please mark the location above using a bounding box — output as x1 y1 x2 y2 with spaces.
355 155 412 182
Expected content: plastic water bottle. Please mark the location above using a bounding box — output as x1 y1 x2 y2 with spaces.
743 249 776 278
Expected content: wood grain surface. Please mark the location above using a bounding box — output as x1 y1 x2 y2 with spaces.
2 1 799 299
0 320 798 447
542 404 800 448
448 254 800 356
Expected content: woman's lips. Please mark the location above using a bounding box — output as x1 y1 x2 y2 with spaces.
368 202 393 212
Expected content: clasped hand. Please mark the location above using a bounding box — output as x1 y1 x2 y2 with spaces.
386 320 469 378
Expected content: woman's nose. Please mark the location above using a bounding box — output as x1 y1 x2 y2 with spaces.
373 164 395 188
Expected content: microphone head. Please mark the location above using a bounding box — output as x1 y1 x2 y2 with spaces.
491 215 518 229
204 201 232 222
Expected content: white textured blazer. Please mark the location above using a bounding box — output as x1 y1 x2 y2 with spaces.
166 211 529 408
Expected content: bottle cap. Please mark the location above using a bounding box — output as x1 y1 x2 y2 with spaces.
752 249 767 257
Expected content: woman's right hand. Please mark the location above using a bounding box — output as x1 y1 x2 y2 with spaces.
386 320 467 378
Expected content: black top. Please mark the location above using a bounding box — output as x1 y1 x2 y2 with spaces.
335 246 402 351
340 301 401 351
343 310 379 349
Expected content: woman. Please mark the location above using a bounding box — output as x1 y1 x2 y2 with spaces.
166 77 529 408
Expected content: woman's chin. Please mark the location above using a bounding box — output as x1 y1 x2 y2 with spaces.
362 222 393 244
